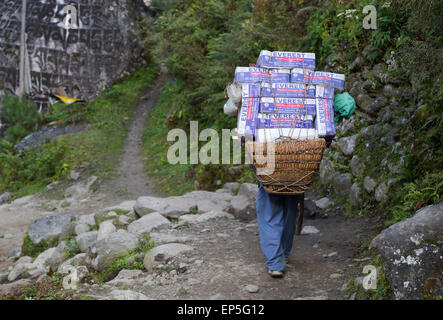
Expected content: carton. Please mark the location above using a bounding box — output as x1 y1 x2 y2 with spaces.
315 85 335 99
257 114 314 129
311 71 345 89
259 97 316 115
262 83 316 98
237 96 259 137
241 84 261 98
290 68 314 84
234 67 290 83
315 98 336 137
257 50 316 69
255 128 318 142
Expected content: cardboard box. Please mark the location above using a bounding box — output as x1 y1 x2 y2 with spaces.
241 84 261 98
257 114 314 129
257 50 316 69
311 71 345 89
290 68 314 84
237 96 259 137
234 67 290 84
315 98 336 137
259 97 316 115
262 83 316 98
315 85 335 99
255 128 318 142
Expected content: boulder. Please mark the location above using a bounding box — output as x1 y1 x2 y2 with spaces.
28 214 74 244
222 182 240 194
228 195 256 222
149 233 191 245
33 248 57 272
356 94 374 113
92 230 139 271
0 279 33 297
319 159 335 185
337 135 359 156
143 243 194 270
0 192 11 205
350 183 362 207
332 173 352 196
371 201 443 299
127 213 171 235
237 183 258 201
75 223 91 235
375 182 388 202
350 156 365 176
106 269 145 286
64 176 99 200
77 214 96 226
315 197 333 210
57 253 88 274
105 290 151 300
8 263 39 282
363 176 377 194
97 220 116 241
76 231 98 253
179 211 234 224
134 191 233 219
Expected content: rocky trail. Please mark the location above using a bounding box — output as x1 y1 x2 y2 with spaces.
0 75 376 300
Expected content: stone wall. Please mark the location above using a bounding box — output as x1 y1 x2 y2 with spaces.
0 0 147 112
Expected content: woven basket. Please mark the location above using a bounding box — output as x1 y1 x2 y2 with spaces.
247 138 327 195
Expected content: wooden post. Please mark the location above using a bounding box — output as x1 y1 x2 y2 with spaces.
18 0 27 97
296 193 304 236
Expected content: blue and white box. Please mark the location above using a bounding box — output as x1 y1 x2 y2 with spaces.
315 85 335 99
257 50 316 70
262 83 316 98
257 114 314 129
315 98 336 137
311 71 345 89
259 97 316 115
290 68 314 84
235 67 290 84
237 96 259 137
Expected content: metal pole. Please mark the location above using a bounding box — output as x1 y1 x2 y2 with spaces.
18 0 27 97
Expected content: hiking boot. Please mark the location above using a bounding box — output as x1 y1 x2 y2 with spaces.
268 269 284 278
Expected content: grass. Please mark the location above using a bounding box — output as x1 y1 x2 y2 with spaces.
21 233 59 258
142 81 195 196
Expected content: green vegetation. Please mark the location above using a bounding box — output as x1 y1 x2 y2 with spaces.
21 233 59 258
343 255 394 300
96 235 154 283
1 275 74 300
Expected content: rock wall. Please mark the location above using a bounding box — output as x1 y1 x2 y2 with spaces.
0 0 147 112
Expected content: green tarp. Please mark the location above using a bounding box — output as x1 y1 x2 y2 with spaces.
334 92 356 123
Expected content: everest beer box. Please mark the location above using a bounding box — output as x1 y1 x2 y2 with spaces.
291 69 345 89
256 50 316 70
315 98 336 138
257 114 314 129
241 83 334 99
237 96 259 137
259 97 316 115
234 67 290 84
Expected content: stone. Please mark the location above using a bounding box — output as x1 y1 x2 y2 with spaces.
144 243 194 270
381 129 399 147
76 231 98 253
0 279 33 297
371 201 443 299
97 220 116 241
118 215 132 225
356 93 374 113
106 269 144 286
134 191 232 219
315 197 333 210
364 176 377 193
332 173 352 196
64 176 99 200
361 125 380 138
106 290 151 300
319 159 335 185
14 256 33 265
28 214 74 244
228 195 256 222
337 117 355 136
210 293 226 300
223 182 240 194
70 170 81 181
33 248 59 273
0 192 11 205
338 135 359 156
383 85 394 97
301 226 320 235
45 241 73 272
127 212 171 235
8 248 21 260
350 156 365 177
330 273 342 279
380 107 393 123
375 182 388 202
350 183 362 207
349 55 364 71
8 263 39 282
92 230 139 271
372 63 388 83
77 214 96 226
179 211 233 224
57 253 88 274
150 233 191 245
237 183 258 200
245 285 259 293
75 223 90 235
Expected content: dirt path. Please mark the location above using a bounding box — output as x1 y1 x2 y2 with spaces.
99 73 169 200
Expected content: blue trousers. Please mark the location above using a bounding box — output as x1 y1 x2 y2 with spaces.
256 183 300 271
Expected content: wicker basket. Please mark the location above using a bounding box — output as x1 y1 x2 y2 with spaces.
246 138 327 195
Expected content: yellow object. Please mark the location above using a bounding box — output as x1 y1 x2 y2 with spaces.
53 94 83 105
